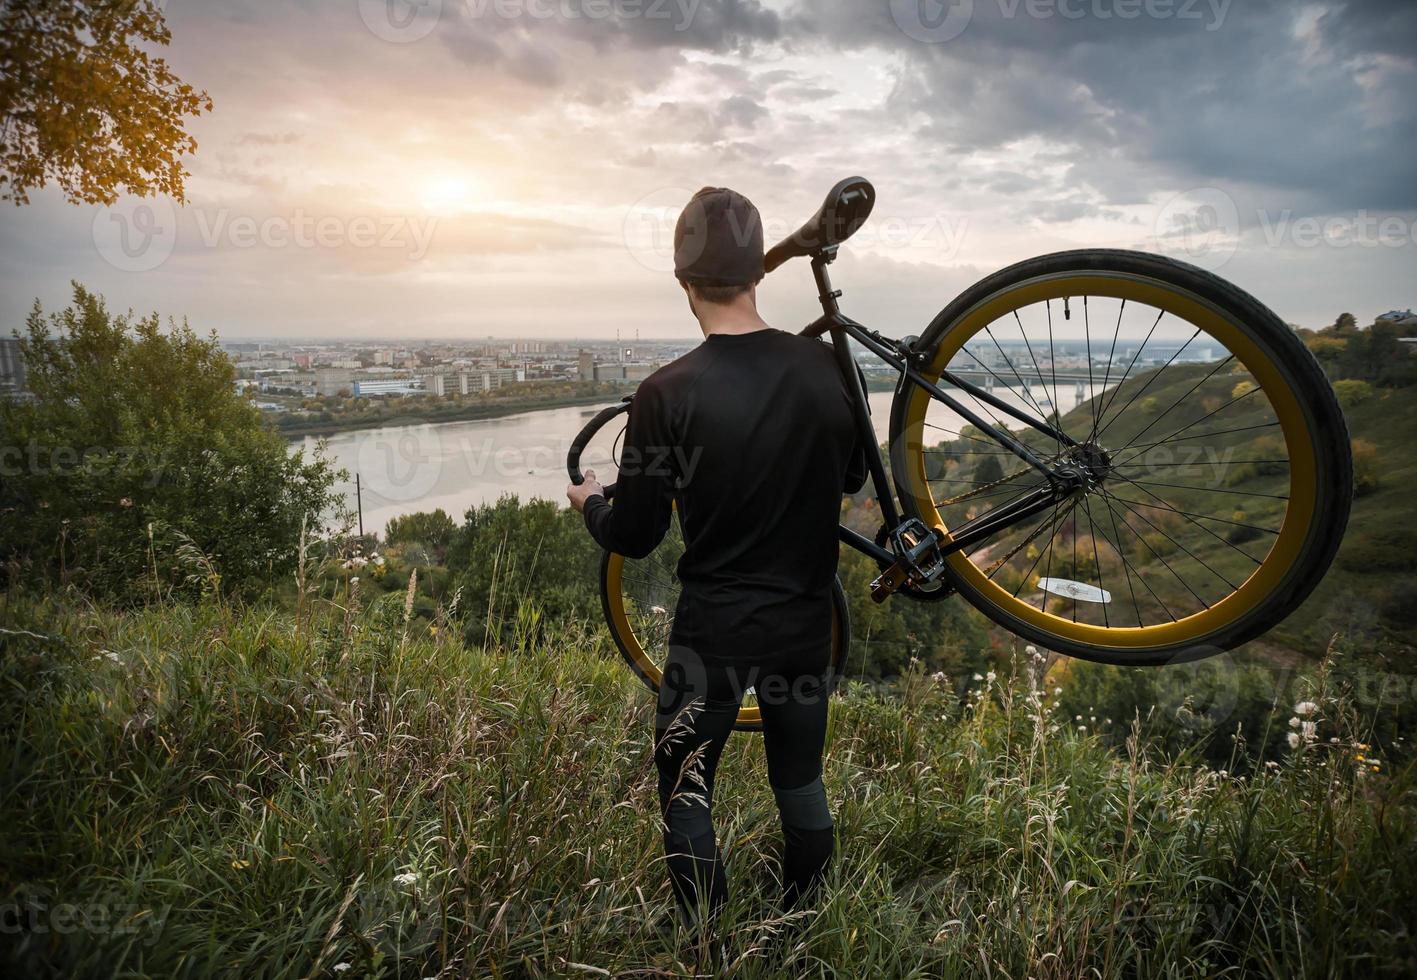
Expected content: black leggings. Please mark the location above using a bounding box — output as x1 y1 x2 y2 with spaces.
654 643 835 923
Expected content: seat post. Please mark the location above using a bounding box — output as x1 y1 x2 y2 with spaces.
811 247 842 317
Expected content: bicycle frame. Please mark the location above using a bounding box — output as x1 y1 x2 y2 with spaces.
804 246 1086 586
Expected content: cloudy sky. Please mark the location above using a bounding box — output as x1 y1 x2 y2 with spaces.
1 0 1413 341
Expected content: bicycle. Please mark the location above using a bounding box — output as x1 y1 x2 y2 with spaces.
567 176 1353 731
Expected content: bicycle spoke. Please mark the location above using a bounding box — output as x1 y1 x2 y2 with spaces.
1094 308 1165 433
1105 497 1209 611
1110 384 1268 470
1093 326 1202 442
1103 473 1271 564
1014 309 1061 457
1103 490 1235 594
1115 421 1283 459
1090 299 1126 443
983 323 1054 424
1080 493 1109 627
1107 354 1236 457
1119 478 1288 501
1098 492 1146 627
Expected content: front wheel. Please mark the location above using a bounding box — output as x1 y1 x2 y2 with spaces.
889 249 1352 665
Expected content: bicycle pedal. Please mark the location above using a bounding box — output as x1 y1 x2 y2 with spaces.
870 563 910 603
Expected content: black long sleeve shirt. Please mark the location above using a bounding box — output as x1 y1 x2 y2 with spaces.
583 328 866 665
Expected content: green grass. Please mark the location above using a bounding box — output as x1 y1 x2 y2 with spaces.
3 590 1415 978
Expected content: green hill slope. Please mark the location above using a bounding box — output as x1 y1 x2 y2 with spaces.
2 593 1413 978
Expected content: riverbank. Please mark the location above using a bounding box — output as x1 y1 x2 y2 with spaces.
271 385 632 439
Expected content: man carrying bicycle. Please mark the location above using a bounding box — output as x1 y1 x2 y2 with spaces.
567 186 865 927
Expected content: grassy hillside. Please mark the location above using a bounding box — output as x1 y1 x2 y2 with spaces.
926 366 1417 659
3 591 1414 978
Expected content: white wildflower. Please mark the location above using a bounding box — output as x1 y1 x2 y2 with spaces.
333 965 351 974
1288 717 1300 728
1286 732 1301 749
1301 721 1317 742
394 871 420 888
1294 701 1318 716
985 671 997 684
973 673 983 681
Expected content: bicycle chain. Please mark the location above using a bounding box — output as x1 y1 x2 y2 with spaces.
931 463 1077 578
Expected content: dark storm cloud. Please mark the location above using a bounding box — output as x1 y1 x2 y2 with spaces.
781 0 1417 211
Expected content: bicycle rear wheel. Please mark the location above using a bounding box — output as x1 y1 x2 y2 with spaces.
889 249 1352 665
600 514 850 732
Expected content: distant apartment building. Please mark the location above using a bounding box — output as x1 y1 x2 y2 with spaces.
314 368 354 396
353 378 423 398
0 337 26 399
465 367 523 391
578 350 595 382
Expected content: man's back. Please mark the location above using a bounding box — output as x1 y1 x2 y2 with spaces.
569 186 853 923
586 327 862 664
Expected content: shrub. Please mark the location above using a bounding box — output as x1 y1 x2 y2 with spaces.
385 508 457 553
1227 509 1264 545
0 285 338 599
1332 379 1374 409
1351 438 1379 497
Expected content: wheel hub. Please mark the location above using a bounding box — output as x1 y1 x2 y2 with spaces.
1061 442 1112 488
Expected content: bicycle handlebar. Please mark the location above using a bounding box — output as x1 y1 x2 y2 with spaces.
566 397 632 502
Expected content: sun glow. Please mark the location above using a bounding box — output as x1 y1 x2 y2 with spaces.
418 174 485 214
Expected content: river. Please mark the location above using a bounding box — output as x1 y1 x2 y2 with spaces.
297 385 1097 536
